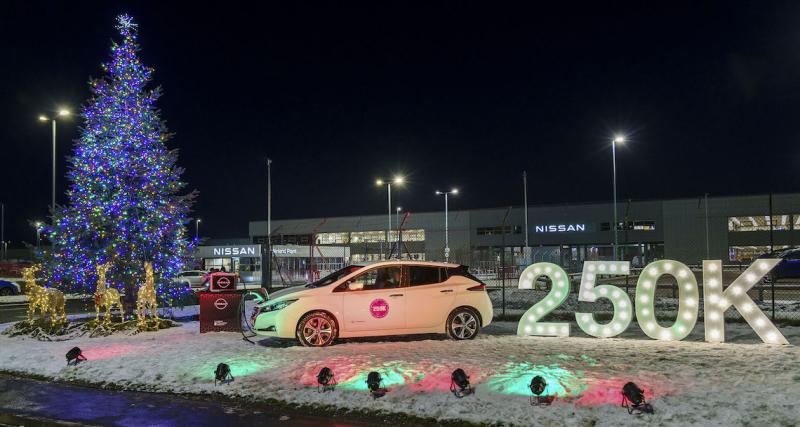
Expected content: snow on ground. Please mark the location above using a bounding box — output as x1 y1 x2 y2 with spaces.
0 320 798 426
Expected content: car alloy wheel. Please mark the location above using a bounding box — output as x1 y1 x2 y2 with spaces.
448 309 479 340
298 312 337 347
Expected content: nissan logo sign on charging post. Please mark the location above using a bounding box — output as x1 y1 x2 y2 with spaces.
214 298 229 310
209 272 237 292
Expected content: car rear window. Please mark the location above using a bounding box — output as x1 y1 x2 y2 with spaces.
408 266 442 286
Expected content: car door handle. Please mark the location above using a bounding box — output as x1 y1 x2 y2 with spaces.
440 289 453 293
389 294 404 297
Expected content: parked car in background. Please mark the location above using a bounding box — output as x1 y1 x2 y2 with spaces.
760 248 800 282
173 270 208 289
0 279 21 296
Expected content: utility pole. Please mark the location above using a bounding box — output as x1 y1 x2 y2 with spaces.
501 206 512 317
1 203 4 260
523 171 529 262
704 193 710 259
266 158 273 291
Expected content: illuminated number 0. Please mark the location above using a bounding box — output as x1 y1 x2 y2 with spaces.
517 262 570 337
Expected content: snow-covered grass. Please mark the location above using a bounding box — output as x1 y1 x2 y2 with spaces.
0 319 798 426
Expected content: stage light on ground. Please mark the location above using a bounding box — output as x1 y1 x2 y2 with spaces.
66 347 86 365
366 371 386 398
529 375 554 405
214 363 234 385
450 368 473 398
317 367 336 392
621 382 654 414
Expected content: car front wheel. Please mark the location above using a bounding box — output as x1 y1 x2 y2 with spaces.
296 311 338 347
446 308 480 340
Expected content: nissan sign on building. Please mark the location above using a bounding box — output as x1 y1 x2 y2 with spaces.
196 244 262 259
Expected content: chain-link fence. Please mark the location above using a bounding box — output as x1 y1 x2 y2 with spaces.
479 264 800 324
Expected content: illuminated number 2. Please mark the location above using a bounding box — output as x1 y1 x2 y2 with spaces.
517 262 571 337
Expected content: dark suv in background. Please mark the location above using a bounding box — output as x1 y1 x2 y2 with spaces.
759 248 800 282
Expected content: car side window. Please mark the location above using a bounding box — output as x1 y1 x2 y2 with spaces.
346 267 403 291
408 266 442 286
786 251 800 260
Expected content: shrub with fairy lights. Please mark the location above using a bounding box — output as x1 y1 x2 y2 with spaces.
43 14 196 307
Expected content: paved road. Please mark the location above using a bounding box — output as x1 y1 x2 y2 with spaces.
0 299 95 323
0 375 364 426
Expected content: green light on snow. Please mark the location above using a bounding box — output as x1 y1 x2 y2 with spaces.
337 362 424 391
484 362 586 397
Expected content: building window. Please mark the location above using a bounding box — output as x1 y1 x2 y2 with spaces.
316 232 349 245
350 230 386 243
389 229 425 242
477 226 522 236
600 221 656 231
729 245 789 262
728 215 794 232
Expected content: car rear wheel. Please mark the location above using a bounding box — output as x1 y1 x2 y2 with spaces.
446 307 480 340
0 287 12 296
296 311 338 347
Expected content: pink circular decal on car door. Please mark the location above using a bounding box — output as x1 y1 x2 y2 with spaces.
369 298 389 318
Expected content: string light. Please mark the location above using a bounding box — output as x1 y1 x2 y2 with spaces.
24 265 66 324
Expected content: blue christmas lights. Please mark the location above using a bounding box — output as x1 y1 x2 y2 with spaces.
42 14 195 306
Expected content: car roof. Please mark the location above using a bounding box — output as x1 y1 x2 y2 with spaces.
353 260 461 268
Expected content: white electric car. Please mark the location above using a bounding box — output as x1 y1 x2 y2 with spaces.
248 261 493 347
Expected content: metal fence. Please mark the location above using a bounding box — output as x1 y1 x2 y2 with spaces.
479 264 800 324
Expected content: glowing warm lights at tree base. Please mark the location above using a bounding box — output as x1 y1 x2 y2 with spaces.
517 259 789 345
41 14 194 307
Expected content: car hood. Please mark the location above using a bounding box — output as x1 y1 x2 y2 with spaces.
268 285 314 301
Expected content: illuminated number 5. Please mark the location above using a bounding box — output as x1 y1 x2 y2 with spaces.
575 261 632 338
517 262 571 337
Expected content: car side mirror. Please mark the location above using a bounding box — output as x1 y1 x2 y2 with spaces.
347 281 364 291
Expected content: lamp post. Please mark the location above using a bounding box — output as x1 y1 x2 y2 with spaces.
396 206 402 237
376 176 404 260
34 221 42 249
395 206 402 259
612 135 625 261
39 109 70 212
195 218 201 240
435 188 458 262
266 158 273 290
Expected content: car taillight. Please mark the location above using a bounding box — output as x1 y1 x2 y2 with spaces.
467 284 486 291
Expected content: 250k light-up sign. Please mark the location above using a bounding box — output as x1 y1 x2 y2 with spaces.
516 260 789 345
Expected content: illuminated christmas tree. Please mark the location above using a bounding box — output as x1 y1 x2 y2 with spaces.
44 14 195 306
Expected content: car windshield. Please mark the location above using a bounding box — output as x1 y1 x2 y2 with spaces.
306 265 363 288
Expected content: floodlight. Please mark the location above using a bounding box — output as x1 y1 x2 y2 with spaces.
450 368 473 398
366 371 386 398
316 367 336 392
214 363 234 385
66 347 86 365
621 382 654 414
529 375 554 405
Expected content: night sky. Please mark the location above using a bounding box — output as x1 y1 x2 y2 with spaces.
3 1 800 245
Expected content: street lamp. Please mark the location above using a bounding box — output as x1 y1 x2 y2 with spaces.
435 188 459 262
396 206 402 233
376 176 404 260
612 135 625 261
195 219 201 240
39 108 71 212
34 221 42 249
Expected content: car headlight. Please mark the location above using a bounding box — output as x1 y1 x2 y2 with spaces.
260 299 298 313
